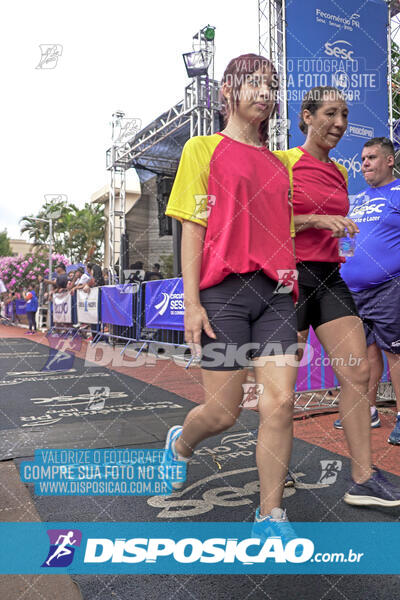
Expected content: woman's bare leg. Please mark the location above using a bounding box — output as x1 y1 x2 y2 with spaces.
253 356 298 515
315 316 372 483
175 369 248 457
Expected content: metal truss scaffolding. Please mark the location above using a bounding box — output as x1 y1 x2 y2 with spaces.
106 30 219 282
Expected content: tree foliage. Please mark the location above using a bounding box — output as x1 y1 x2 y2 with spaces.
20 200 105 263
0 230 12 257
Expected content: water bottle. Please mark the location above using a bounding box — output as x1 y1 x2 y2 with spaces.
338 235 356 257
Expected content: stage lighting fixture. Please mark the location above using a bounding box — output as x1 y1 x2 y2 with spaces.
183 50 211 78
203 25 215 41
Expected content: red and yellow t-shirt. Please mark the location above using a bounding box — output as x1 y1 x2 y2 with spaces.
166 133 297 297
274 147 349 263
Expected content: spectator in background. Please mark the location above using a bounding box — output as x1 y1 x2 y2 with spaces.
86 262 105 287
24 285 38 334
69 266 91 294
39 263 68 292
102 269 110 285
153 263 164 279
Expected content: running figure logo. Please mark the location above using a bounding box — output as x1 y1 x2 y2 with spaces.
42 529 82 567
274 269 298 294
318 460 342 485
240 383 264 408
193 195 216 220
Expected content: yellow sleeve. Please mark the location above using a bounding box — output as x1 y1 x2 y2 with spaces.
332 162 349 187
273 150 295 238
165 135 222 228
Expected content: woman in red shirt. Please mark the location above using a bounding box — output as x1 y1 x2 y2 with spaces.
165 54 298 534
288 86 400 506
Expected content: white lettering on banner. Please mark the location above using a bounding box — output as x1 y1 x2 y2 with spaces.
334 154 362 179
347 123 374 139
154 291 184 317
324 40 354 61
77 288 99 324
53 292 72 323
315 8 360 31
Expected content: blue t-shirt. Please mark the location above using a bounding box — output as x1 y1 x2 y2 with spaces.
26 290 38 312
341 179 400 291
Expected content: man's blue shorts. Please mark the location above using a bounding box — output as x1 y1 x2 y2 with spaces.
199 271 298 371
351 275 400 354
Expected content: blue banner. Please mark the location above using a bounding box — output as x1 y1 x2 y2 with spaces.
15 299 27 315
100 285 135 327
144 278 184 331
0 522 399 574
286 0 388 194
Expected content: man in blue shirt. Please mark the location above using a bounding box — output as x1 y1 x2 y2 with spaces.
341 137 400 445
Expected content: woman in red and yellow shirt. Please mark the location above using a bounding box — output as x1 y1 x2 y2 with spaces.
165 54 299 531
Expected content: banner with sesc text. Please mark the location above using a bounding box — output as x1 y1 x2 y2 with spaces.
285 0 388 194
0 522 399 574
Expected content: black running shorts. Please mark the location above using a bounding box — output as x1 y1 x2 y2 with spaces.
295 261 359 332
199 271 298 371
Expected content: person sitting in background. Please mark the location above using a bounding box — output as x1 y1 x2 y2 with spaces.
24 285 38 334
102 269 109 285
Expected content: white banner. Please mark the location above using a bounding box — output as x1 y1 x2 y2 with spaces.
53 292 72 323
77 287 99 324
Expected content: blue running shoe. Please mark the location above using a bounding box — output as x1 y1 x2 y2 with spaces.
388 415 400 445
334 408 381 430
163 425 189 491
344 466 400 507
252 507 301 555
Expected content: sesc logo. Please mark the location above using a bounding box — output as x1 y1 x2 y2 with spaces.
84 536 314 565
324 40 355 61
350 198 385 217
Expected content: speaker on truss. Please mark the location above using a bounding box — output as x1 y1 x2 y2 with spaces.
157 175 174 236
120 233 130 280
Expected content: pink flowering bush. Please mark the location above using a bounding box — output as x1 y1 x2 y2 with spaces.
0 250 69 291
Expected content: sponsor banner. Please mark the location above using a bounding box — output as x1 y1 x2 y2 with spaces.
286 0 388 194
15 299 27 315
101 285 134 327
296 327 338 392
5 302 13 319
77 287 99 324
53 292 72 323
0 522 399 574
145 278 184 331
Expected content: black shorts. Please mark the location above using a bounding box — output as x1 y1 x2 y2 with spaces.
199 271 298 371
296 261 359 332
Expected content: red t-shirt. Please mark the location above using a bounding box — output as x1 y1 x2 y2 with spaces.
166 133 297 299
291 147 349 262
